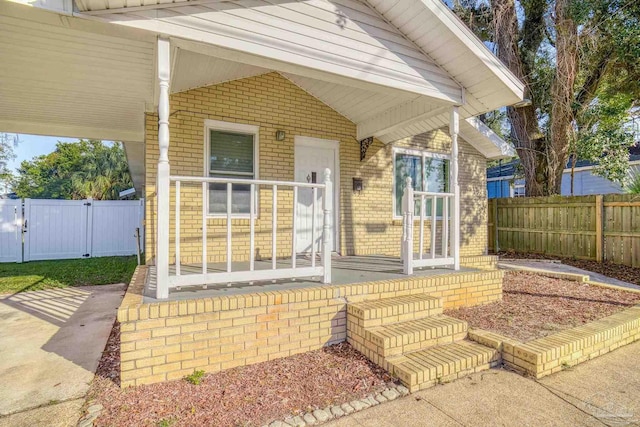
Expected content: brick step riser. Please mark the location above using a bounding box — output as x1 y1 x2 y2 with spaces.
390 347 501 393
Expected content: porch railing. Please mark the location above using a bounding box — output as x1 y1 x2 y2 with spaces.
166 169 332 289
401 177 455 274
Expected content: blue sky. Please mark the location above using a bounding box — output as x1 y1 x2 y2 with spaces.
8 134 78 173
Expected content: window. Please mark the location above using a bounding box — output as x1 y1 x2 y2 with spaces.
512 183 526 197
205 121 258 215
394 149 450 217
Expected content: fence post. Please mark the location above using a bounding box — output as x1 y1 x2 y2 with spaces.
595 195 603 262
401 177 414 275
322 168 332 284
85 198 93 258
492 198 499 253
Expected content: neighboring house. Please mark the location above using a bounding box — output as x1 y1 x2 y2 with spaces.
1 0 524 388
488 149 640 198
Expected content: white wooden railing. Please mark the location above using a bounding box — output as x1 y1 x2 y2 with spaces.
401 177 456 274
166 169 332 289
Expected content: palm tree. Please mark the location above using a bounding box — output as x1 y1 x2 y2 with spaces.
71 141 133 200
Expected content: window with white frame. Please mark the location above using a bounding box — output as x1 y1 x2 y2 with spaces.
206 120 258 215
512 183 526 197
394 148 450 217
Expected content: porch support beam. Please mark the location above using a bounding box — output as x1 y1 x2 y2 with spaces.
450 106 461 270
156 36 171 299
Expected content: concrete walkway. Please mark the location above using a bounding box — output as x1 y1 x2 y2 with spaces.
327 339 640 427
0 284 126 426
499 259 640 291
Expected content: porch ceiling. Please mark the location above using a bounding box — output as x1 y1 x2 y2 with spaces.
168 50 512 159
0 1 155 193
171 49 442 126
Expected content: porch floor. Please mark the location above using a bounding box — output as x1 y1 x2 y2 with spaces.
143 255 476 302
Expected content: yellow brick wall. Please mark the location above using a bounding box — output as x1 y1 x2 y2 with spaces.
119 265 504 387
144 72 488 263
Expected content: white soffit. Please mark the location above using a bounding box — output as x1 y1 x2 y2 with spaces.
460 117 515 159
0 1 155 142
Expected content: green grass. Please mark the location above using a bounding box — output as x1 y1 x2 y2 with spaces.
0 256 138 294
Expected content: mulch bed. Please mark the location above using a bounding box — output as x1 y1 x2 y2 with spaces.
495 251 640 286
89 323 394 427
445 271 640 342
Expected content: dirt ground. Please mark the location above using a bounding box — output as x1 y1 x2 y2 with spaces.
445 271 640 342
89 324 395 427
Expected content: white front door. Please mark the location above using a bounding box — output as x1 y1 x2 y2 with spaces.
294 136 339 253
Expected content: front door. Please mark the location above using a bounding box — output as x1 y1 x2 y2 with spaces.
294 136 339 253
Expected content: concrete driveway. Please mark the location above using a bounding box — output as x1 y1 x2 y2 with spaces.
327 339 640 427
0 284 125 426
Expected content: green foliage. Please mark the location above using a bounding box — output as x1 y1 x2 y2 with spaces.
451 0 640 195
450 0 494 41
625 170 640 195
184 370 206 385
575 93 636 184
0 256 138 294
157 418 177 427
14 140 133 200
0 133 18 192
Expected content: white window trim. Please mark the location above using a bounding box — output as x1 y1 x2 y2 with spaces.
204 119 260 218
392 147 451 220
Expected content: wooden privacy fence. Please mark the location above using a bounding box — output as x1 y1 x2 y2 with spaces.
488 194 640 267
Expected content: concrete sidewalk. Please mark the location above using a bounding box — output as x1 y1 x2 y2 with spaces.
499 259 640 291
0 284 126 426
327 339 640 427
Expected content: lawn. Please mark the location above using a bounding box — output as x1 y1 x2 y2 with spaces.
0 256 138 294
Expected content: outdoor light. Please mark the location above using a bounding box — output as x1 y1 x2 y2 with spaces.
275 130 286 141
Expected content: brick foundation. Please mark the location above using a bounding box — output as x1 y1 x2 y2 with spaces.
118 265 503 387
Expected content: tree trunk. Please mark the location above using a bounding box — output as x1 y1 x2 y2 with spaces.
491 0 548 196
491 0 578 196
549 0 578 194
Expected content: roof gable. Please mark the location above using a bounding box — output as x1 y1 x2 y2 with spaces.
86 0 465 105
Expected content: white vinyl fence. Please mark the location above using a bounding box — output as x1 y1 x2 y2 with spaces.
0 198 144 262
0 199 22 263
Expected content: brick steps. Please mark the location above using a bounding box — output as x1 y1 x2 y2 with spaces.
388 340 500 392
367 315 468 358
347 293 498 392
347 294 442 327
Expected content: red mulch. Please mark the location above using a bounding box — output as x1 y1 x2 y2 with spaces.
445 272 640 342
495 251 640 286
89 323 394 427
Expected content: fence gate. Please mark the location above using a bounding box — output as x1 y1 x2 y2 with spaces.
0 199 22 263
21 198 144 262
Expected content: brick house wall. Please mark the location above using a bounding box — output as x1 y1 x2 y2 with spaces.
144 72 488 264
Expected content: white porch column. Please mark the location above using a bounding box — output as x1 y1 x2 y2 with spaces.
401 177 414 275
450 106 461 270
322 168 332 284
156 37 171 299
